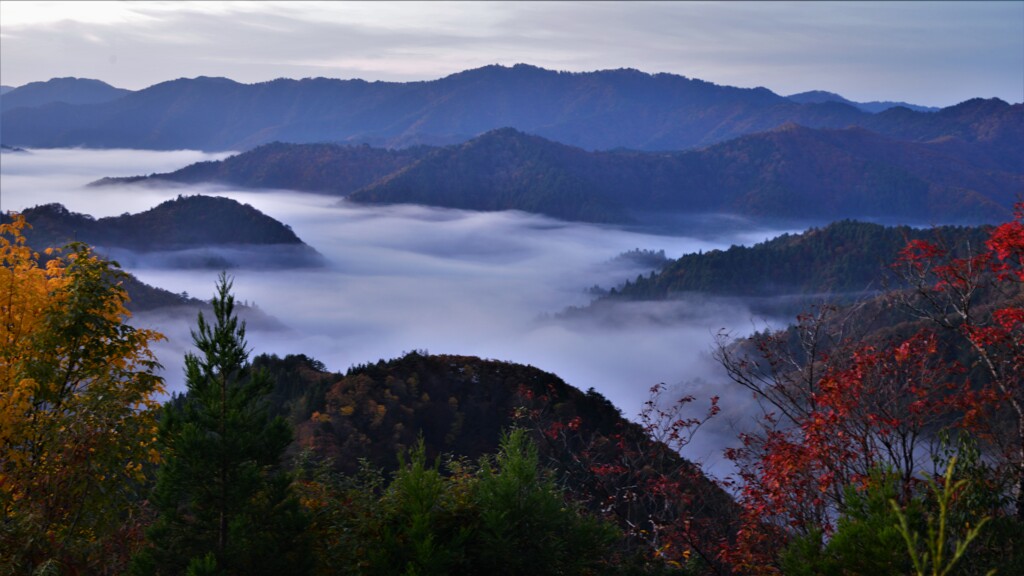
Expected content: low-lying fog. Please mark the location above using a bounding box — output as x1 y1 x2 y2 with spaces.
2 148 799 476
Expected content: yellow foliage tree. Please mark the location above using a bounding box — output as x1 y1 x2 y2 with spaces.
0 215 165 574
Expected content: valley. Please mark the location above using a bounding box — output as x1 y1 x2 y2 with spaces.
2 11 1021 567
1 147 785 422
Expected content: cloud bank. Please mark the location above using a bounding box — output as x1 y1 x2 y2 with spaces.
3 147 799 478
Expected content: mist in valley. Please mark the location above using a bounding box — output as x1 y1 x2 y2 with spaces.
2 148 803 476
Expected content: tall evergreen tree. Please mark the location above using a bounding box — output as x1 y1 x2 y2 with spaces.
133 273 309 576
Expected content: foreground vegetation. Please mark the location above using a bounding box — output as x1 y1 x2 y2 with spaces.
2 203 1022 574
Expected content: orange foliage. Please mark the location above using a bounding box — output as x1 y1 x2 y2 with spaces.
1 214 165 574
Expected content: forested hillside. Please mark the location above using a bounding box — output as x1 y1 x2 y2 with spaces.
257 350 737 548
602 220 991 301
3 201 1023 575
2 195 323 269
9 196 305 250
118 273 203 312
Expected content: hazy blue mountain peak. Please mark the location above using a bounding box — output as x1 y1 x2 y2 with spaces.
1 76 131 112
787 89 941 113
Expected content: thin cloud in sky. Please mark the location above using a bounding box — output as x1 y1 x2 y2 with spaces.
1 1 1021 106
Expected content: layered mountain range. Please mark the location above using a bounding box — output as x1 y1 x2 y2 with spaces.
96 124 1023 224
3 64 1020 153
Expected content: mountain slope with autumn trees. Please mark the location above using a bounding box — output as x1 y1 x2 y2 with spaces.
3 197 1023 574
255 350 737 568
707 203 1024 574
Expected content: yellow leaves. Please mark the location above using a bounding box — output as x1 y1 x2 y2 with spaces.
0 377 35 438
1 213 167 567
124 460 145 483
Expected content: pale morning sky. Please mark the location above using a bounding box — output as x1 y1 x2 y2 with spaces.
1 1 1021 108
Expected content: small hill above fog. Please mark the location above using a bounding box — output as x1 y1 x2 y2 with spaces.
0 77 131 112
6 195 322 269
15 195 303 249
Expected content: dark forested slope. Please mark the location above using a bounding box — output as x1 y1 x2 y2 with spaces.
268 351 632 473
602 220 991 301
5 195 322 269
254 350 739 556
11 195 306 250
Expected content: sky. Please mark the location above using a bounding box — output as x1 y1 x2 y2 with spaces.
1 1 1021 108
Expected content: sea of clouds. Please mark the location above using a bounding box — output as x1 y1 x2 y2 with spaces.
2 147 803 476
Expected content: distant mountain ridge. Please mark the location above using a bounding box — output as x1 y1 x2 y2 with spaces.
786 90 940 113
99 125 1022 225
92 141 431 195
0 77 131 112
3 64 1019 152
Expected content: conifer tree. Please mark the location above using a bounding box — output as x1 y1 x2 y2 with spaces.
133 273 308 576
